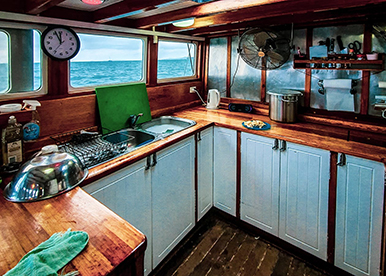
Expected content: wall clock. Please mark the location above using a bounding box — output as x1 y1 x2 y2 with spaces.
41 26 80 61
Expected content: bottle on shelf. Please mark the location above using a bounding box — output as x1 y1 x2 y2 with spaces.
22 100 41 142
2 116 23 166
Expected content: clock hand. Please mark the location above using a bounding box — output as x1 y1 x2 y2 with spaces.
58 31 63 44
53 31 61 43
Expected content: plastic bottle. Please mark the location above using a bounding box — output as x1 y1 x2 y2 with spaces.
22 100 41 141
2 115 23 166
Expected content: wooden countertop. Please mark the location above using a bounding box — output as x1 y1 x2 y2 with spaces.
0 187 146 276
86 106 386 184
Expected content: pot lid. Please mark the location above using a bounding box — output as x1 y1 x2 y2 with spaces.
267 89 303 96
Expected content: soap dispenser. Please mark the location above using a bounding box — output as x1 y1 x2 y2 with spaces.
2 115 23 166
22 100 41 141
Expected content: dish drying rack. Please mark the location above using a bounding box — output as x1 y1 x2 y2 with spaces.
51 128 134 168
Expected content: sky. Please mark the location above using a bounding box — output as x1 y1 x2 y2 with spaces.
0 29 196 63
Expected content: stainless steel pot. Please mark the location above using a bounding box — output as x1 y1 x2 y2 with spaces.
267 90 303 123
4 145 88 202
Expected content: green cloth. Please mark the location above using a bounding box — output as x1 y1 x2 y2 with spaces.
5 229 89 276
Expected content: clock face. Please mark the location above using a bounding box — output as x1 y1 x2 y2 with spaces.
41 26 80 60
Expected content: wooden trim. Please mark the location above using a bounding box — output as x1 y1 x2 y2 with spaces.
203 38 210 98
48 59 68 96
327 152 338 264
304 27 313 107
261 69 266 102
147 36 158 87
226 36 232 98
360 23 373 115
236 131 241 219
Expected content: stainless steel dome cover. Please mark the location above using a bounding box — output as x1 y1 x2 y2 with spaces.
4 145 88 202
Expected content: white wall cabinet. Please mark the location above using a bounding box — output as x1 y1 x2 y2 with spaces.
213 127 237 216
197 127 214 221
151 136 195 268
83 159 152 275
335 154 385 276
84 136 195 275
240 132 330 260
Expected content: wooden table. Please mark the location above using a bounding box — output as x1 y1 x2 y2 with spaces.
0 187 146 276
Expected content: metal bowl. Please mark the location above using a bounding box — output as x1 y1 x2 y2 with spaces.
4 145 88 202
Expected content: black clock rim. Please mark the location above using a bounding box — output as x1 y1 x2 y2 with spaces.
41 25 81 61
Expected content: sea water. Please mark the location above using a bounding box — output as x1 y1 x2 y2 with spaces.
0 58 195 93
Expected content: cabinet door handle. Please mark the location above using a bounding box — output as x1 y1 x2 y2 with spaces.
145 155 151 170
280 140 287 152
197 132 201 142
337 153 346 166
151 153 157 167
272 139 279 150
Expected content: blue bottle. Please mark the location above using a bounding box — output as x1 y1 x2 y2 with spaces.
22 100 41 141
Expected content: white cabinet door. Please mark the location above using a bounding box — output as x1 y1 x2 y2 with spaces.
151 136 195 268
335 155 384 276
279 142 330 260
197 127 213 221
83 159 152 276
240 133 280 236
213 127 237 216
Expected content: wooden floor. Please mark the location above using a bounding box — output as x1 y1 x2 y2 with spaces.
152 218 332 276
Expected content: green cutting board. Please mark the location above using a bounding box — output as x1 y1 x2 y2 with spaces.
95 83 152 134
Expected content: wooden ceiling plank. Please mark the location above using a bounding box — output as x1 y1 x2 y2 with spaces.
25 0 67 14
180 3 386 36
92 0 177 23
41 7 94 22
133 0 386 29
163 0 386 33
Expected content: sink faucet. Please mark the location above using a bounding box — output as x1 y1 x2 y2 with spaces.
128 113 143 128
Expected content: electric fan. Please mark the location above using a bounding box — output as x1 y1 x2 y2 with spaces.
238 28 291 70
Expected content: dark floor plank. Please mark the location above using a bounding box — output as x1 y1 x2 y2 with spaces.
172 222 226 276
255 245 280 276
238 238 268 276
205 229 247 276
213 234 259 276
287 257 307 276
188 225 235 276
271 251 293 276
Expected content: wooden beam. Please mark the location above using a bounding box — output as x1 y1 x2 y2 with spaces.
25 0 67 14
179 2 386 36
41 7 93 22
134 0 386 30
93 0 177 23
133 0 289 28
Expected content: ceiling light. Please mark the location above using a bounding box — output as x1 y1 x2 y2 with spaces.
81 0 106 5
172 18 195 28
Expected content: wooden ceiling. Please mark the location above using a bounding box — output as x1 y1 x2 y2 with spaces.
3 0 386 36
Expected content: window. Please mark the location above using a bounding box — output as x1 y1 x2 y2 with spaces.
69 33 145 90
157 40 197 81
0 25 43 96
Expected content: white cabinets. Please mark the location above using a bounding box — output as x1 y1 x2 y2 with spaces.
197 127 214 220
152 136 195 268
335 154 385 276
83 136 195 275
279 140 330 260
240 132 330 260
213 127 237 216
240 134 280 236
83 159 152 275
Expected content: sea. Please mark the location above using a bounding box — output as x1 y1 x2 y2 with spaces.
0 58 194 92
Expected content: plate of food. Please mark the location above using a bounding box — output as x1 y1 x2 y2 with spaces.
242 120 271 130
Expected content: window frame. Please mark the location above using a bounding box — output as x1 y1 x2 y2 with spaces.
68 28 148 94
156 38 199 84
0 21 48 100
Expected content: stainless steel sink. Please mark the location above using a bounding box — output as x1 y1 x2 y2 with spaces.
138 116 196 137
103 129 155 149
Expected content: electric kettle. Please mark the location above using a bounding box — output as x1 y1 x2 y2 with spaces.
206 89 220 110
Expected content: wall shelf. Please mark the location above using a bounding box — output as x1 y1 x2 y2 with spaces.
293 54 384 71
